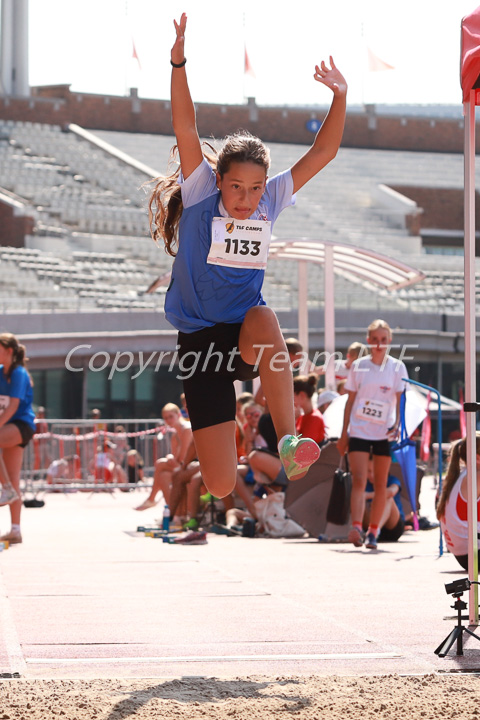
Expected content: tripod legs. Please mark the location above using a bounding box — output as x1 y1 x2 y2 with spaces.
435 626 480 657
435 626 464 657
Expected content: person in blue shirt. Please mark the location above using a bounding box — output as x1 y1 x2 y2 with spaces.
0 333 36 544
148 13 347 503
363 459 405 545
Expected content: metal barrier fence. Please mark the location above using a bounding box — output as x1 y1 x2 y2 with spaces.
21 418 172 494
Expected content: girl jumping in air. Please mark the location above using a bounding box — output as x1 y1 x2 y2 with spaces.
149 13 347 500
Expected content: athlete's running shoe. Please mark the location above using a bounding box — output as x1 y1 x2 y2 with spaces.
279 435 320 481
365 532 378 550
348 526 365 548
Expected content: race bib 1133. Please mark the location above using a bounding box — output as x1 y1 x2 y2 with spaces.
207 217 272 269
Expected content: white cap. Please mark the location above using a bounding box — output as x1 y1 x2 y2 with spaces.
317 390 340 407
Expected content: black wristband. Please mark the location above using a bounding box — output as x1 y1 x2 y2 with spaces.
170 58 187 68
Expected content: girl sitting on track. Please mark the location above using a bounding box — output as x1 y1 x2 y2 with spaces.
436 433 480 571
148 12 347 500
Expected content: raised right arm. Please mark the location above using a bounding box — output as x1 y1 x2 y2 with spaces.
171 13 203 179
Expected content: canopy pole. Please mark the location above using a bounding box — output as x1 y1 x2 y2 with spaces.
464 93 478 624
297 260 309 356
324 244 336 390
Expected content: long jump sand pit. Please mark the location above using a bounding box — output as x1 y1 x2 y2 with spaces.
1 673 479 719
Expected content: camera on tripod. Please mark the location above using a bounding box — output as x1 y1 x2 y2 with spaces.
445 578 471 596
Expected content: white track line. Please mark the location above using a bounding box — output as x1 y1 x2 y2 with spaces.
27 652 403 664
0 571 27 675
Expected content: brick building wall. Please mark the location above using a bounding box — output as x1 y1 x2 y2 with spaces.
0 85 470 153
0 200 34 248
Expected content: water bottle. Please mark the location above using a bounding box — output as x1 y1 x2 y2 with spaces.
162 504 171 532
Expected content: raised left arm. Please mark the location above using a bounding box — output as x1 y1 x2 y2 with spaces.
291 57 347 194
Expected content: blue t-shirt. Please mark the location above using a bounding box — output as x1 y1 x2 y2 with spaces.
366 475 405 521
0 365 35 430
164 159 295 333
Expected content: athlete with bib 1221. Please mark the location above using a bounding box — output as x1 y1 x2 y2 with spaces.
337 320 408 551
148 13 347 502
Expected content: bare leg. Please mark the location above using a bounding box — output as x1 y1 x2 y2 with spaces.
170 463 199 518
136 457 176 509
248 450 282 483
369 455 392 528
348 451 369 526
186 472 204 519
192 421 237 498
3 446 23 527
234 471 258 519
239 306 295 442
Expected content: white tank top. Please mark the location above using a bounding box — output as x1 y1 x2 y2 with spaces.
440 469 480 557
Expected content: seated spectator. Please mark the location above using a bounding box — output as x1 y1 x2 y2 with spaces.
90 441 126 485
135 402 192 511
363 458 405 544
126 449 144 485
436 434 480 570
46 455 78 486
317 389 340 415
235 391 255 460
112 425 129 467
334 341 366 380
242 401 267 455
294 374 326 445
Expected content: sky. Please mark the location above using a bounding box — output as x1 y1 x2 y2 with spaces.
27 0 479 108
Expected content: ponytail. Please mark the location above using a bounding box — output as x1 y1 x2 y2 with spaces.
436 433 480 519
148 142 217 257
0 332 29 381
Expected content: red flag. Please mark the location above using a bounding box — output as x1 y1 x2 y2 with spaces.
132 38 141 71
459 387 467 437
367 46 394 72
244 48 255 78
420 392 431 462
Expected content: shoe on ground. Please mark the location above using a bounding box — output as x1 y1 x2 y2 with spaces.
418 516 440 531
0 485 19 507
174 530 208 545
183 518 199 531
348 526 365 548
279 435 321 481
0 529 22 544
365 532 378 550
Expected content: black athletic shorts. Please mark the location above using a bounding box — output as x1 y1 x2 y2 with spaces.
10 419 35 448
177 323 259 432
378 516 405 543
348 436 392 457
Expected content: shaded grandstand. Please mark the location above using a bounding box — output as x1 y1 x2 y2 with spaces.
0 118 476 417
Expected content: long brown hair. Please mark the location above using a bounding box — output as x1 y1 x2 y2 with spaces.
436 433 480 519
148 131 270 257
0 332 30 381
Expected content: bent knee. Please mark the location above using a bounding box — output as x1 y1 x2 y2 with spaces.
203 476 236 499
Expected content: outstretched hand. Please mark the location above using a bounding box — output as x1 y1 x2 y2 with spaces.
172 12 187 64
314 57 347 96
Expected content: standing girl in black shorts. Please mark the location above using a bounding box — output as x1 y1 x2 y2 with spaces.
337 320 408 550
149 13 347 500
0 333 36 544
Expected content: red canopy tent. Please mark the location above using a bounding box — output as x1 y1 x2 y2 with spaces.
461 6 480 623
